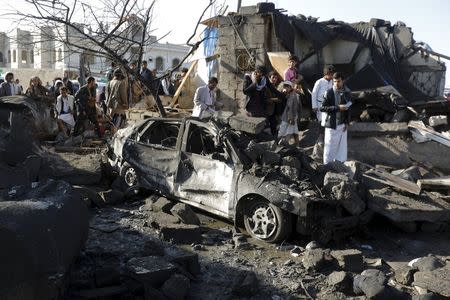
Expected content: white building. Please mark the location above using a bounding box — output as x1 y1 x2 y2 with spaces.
0 23 190 83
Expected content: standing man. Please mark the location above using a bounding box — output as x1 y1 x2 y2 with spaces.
311 65 334 143
0 72 15 97
56 86 75 137
106 68 128 134
14 79 23 95
320 72 352 164
192 77 219 119
243 65 283 118
74 76 99 136
140 60 155 94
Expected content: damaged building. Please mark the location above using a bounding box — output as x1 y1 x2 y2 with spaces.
210 2 447 112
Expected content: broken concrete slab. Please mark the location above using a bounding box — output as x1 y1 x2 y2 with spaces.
348 122 409 136
231 270 259 297
353 269 391 299
39 150 102 185
73 186 104 208
413 268 450 298
0 180 89 299
367 189 450 223
149 212 180 228
327 271 352 293
98 189 125 205
331 181 366 216
395 266 416 285
152 197 175 214
161 273 190 300
412 256 446 272
229 115 266 134
142 239 166 257
428 115 448 128
331 249 364 273
302 249 328 271
170 203 200 225
159 224 202 244
164 246 201 276
126 256 177 287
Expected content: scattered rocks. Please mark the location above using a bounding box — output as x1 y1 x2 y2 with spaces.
331 249 364 273
161 273 190 300
231 271 259 297
159 224 202 244
302 249 327 271
413 268 450 297
126 256 177 287
305 241 321 250
412 256 445 272
98 189 124 205
327 271 352 293
353 269 388 298
152 197 175 214
170 203 200 225
395 266 416 285
233 233 254 250
142 239 165 256
164 246 201 276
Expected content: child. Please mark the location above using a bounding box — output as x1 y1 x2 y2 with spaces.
278 81 300 146
284 55 299 82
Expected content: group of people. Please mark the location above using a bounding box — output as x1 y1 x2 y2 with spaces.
0 72 23 96
192 54 352 165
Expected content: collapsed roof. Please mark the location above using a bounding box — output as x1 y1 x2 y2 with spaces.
218 3 447 103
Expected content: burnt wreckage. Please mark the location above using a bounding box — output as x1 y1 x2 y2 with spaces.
108 117 365 243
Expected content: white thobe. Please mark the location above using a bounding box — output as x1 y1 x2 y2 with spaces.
192 85 215 119
323 124 347 164
311 78 332 125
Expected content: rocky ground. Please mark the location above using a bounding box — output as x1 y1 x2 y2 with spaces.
67 193 450 300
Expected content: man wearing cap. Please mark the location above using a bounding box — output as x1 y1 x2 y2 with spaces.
320 72 352 164
106 68 128 134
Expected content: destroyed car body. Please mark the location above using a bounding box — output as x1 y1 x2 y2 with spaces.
108 117 359 243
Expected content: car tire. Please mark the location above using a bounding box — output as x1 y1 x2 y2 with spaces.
120 163 138 188
243 197 292 243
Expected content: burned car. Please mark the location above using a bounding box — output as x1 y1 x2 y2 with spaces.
108 117 358 243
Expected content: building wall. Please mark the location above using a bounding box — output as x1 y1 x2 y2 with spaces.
217 13 276 114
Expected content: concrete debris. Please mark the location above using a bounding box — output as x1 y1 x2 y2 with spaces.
159 224 202 244
164 246 201 276
0 180 89 299
152 197 175 214
98 189 125 205
331 249 364 273
126 256 177 287
231 271 259 297
353 269 387 298
170 203 200 225
302 249 328 271
395 266 416 285
413 267 450 298
233 232 254 250
411 256 446 272
305 241 321 250
348 122 409 136
228 115 266 134
161 273 190 300
327 271 352 293
324 172 366 216
428 115 448 128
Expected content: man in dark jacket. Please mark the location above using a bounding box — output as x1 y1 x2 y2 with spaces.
140 60 156 95
320 72 352 164
243 65 284 119
73 76 99 136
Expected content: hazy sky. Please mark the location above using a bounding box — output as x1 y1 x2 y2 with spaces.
1 0 449 86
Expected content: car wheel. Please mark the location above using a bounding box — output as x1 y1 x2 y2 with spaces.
121 164 138 188
243 197 292 243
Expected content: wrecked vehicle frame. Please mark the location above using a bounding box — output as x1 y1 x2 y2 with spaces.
108 117 359 243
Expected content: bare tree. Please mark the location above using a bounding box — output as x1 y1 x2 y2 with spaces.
11 0 216 117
